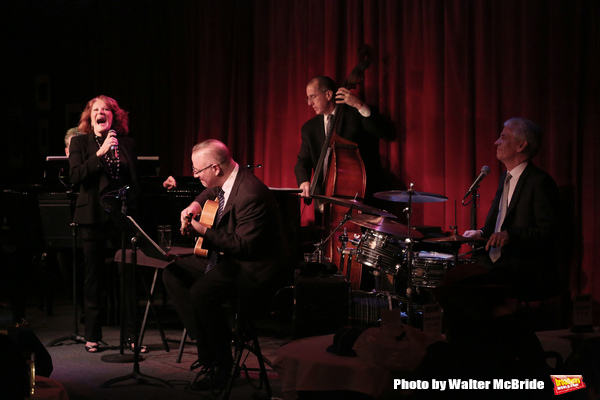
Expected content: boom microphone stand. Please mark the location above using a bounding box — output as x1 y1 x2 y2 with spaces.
462 172 481 235
100 187 171 388
101 187 136 364
101 236 171 388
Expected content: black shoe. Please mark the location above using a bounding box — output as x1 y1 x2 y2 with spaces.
127 338 148 354
190 366 228 392
190 359 203 371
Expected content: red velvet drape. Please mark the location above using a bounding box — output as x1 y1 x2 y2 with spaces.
178 0 599 319
2 0 597 322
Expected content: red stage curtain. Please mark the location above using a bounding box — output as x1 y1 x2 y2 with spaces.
168 0 599 319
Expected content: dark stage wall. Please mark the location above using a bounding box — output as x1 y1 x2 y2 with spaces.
1 0 598 321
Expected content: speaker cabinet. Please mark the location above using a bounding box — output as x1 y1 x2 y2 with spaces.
293 273 350 339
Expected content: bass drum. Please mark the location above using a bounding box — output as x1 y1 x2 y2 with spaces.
356 229 406 275
411 251 454 288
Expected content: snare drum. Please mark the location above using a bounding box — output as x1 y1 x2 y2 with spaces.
411 251 454 288
356 229 406 275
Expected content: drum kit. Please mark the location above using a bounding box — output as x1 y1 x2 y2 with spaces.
307 184 486 326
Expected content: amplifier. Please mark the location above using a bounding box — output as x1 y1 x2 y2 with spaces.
293 273 350 339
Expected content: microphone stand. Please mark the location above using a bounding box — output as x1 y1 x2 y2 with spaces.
101 189 172 388
462 184 480 247
46 218 86 346
101 188 136 364
101 236 172 388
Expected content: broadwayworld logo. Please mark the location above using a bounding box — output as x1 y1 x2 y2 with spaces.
551 375 586 395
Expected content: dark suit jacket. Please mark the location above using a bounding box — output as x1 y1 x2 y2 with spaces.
193 166 286 288
294 105 390 197
69 133 140 225
481 162 560 300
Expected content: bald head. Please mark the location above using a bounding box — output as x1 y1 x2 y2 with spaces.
191 139 236 188
192 139 233 166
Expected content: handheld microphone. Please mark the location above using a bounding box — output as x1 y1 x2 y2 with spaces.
108 129 118 160
463 166 490 200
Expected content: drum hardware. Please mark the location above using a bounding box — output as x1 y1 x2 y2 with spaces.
458 245 485 258
350 290 405 329
338 227 359 280
349 213 423 239
374 184 448 327
422 201 486 263
411 251 454 288
373 189 448 204
423 228 486 262
308 194 396 265
355 229 406 275
310 194 397 218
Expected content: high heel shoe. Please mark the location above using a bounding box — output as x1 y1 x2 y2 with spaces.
127 338 148 353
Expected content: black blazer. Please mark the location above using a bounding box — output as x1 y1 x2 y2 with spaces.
481 162 560 300
69 133 140 225
294 105 390 196
193 167 286 287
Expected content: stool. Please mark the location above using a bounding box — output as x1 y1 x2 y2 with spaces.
176 328 190 363
223 298 272 400
181 296 273 398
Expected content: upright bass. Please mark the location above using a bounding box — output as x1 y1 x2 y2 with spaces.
310 45 374 289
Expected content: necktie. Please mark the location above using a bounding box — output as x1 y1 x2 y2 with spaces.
490 173 512 263
216 188 225 224
323 115 333 178
326 114 334 137
206 188 225 272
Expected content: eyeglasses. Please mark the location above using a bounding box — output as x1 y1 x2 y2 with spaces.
306 90 328 104
192 163 218 175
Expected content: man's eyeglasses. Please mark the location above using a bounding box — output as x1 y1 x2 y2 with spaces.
192 163 218 175
306 90 328 104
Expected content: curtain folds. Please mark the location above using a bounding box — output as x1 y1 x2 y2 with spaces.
177 0 598 312
3 1 596 312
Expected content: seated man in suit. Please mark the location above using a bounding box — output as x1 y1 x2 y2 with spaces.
162 139 287 391
463 117 561 302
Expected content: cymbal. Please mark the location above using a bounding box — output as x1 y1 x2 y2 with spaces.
423 233 486 244
374 190 448 203
350 214 423 239
310 195 396 218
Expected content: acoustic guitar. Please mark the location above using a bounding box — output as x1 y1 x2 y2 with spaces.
182 198 219 257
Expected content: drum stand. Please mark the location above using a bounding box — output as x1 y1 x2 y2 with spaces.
312 207 355 265
401 185 417 327
338 227 362 281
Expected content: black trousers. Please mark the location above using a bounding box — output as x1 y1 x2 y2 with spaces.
78 223 125 343
79 224 111 342
163 255 262 368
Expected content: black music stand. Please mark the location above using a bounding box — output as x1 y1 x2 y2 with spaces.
41 191 87 347
100 211 173 388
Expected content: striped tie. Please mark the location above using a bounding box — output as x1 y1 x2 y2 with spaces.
216 188 225 224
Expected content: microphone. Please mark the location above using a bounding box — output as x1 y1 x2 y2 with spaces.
118 185 130 199
463 165 490 200
107 129 118 160
246 164 262 171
